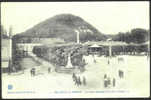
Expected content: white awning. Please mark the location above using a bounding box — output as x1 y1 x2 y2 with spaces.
142 41 150 45
107 38 112 41
90 44 101 48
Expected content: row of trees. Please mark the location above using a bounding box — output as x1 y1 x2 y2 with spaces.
1 24 149 43
89 45 148 56
1 25 13 39
1 25 8 39
33 44 87 68
111 28 149 44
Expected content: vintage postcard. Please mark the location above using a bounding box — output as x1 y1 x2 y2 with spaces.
1 1 150 98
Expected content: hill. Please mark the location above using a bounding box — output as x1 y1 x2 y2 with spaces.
13 14 107 43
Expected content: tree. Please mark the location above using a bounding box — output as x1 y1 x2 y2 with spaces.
131 28 148 43
1 25 9 39
113 28 149 44
8 26 13 38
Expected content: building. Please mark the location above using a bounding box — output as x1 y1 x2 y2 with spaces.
1 38 11 73
87 44 103 55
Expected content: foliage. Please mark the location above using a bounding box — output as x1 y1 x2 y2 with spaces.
111 45 148 53
1 25 9 39
33 44 87 68
112 28 149 44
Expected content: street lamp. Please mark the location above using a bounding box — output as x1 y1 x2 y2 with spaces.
106 38 114 86
107 38 112 58
8 26 13 74
75 29 80 44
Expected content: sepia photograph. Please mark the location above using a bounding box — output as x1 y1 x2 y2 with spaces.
1 1 150 98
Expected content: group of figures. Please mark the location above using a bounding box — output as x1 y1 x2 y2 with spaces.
72 73 86 86
103 56 125 88
30 68 36 76
104 74 116 88
118 70 124 78
103 69 124 88
30 67 51 77
48 67 51 73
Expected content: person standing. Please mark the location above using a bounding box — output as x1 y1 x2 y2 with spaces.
94 59 96 63
33 68 36 76
107 77 111 86
78 76 81 86
113 78 116 87
104 77 108 88
74 75 78 86
121 70 124 78
104 74 107 79
75 77 79 86
104 74 108 88
119 70 124 78
108 60 110 65
119 70 121 78
72 73 76 81
48 67 51 73
83 76 86 86
30 68 33 77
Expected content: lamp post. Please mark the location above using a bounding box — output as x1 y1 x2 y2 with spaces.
106 38 112 58
8 26 13 75
75 29 80 44
106 38 113 85
147 41 150 60
109 39 112 58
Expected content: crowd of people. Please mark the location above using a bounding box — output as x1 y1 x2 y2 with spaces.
29 55 125 89
103 74 116 88
103 56 125 88
72 73 86 86
30 67 51 77
103 70 124 88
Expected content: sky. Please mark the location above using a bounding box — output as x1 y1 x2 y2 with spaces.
1 1 149 35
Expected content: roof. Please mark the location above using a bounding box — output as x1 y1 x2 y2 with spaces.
106 38 112 41
142 41 150 45
90 44 101 47
84 41 128 46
